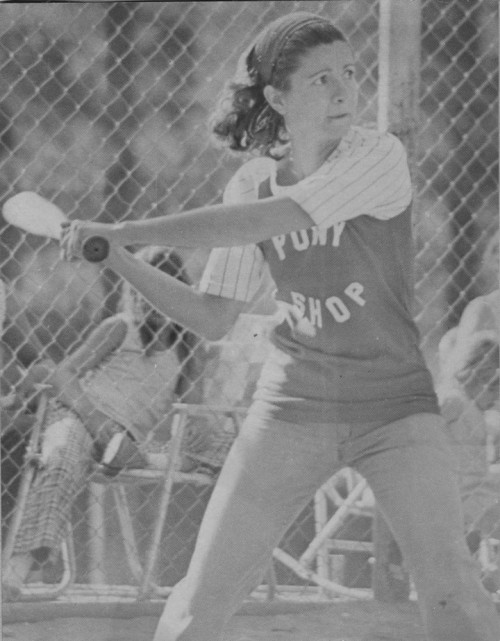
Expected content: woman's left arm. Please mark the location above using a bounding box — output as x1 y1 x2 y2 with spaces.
61 197 312 257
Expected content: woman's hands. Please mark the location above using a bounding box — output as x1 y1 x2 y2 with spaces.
60 220 115 261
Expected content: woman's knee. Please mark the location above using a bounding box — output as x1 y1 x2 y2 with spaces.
41 417 90 464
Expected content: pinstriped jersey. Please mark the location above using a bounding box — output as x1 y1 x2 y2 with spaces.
200 126 439 422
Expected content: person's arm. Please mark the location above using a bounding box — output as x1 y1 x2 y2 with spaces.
114 197 312 247
441 292 499 411
43 365 123 447
450 295 498 375
62 197 312 254
47 316 126 407
60 316 128 378
12 316 124 423
42 318 130 446
60 132 410 255
104 246 248 341
453 293 499 342
15 316 126 395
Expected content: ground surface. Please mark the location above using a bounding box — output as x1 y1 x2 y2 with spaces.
3 599 427 641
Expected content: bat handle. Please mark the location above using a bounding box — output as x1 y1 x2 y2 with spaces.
82 236 110 262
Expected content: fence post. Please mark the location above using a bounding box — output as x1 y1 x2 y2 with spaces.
372 0 421 603
382 0 422 154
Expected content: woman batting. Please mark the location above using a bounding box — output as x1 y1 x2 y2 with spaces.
61 12 500 641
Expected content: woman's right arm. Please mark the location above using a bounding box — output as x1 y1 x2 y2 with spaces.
105 246 246 341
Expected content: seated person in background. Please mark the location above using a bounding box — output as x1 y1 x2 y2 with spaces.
2 247 231 600
1 279 49 544
437 288 499 592
1 341 38 542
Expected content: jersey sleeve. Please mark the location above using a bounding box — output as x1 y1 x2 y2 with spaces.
198 160 269 303
286 131 412 228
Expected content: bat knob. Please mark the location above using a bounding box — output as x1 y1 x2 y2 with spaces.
82 236 109 262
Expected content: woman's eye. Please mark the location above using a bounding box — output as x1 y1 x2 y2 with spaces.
313 74 328 86
344 68 355 79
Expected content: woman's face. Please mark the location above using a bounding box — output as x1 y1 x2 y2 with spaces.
271 41 358 150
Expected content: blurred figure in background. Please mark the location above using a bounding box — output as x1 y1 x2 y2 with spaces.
438 285 499 593
1 279 48 548
2 247 228 601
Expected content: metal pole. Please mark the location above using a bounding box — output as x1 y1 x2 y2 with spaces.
372 0 422 603
385 0 422 155
377 0 392 133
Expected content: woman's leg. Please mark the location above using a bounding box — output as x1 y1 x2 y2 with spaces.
153 413 347 641
351 413 500 641
5 412 93 588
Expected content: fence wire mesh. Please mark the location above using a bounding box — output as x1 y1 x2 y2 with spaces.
0 0 498 604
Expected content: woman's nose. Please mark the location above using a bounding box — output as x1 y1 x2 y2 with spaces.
330 78 347 103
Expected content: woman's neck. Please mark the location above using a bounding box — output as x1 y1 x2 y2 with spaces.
277 137 341 185
286 136 342 181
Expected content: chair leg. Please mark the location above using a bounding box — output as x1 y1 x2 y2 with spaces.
299 478 368 569
63 520 77 589
271 473 374 599
42 524 75 597
272 547 370 599
313 483 331 594
112 484 144 583
2 394 49 567
7 524 75 601
264 563 278 601
138 409 187 599
86 483 107 585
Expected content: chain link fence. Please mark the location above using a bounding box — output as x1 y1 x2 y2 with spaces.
1 0 498 606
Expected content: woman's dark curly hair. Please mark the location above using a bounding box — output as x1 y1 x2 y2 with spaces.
211 18 346 158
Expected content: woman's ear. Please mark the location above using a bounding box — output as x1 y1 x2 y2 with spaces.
263 85 286 115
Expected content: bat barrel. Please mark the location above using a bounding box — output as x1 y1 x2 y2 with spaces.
82 236 109 262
